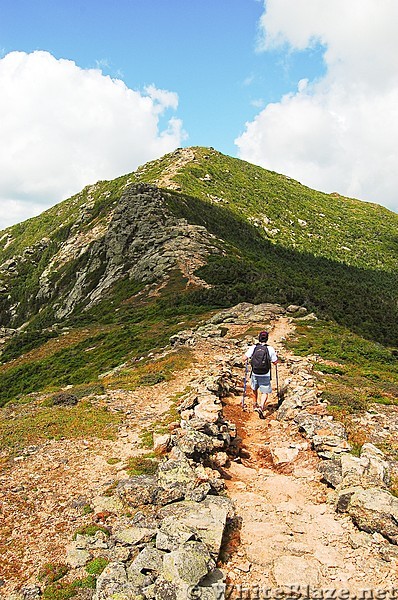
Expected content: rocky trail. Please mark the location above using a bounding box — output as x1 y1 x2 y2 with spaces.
1 304 398 598
221 319 398 594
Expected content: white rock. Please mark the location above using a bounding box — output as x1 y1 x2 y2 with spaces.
271 447 299 465
66 544 91 568
153 433 171 453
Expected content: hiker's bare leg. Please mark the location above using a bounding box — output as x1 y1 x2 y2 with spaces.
251 388 258 408
259 393 268 411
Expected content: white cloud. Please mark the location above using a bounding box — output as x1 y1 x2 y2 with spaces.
144 85 179 112
237 0 398 212
0 51 186 230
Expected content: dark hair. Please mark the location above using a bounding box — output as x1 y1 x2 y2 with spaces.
258 331 268 342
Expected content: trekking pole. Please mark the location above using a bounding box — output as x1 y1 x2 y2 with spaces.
242 359 249 411
275 363 280 405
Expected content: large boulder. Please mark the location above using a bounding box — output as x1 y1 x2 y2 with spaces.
337 442 390 492
155 455 213 504
156 456 197 504
276 394 303 420
94 561 144 600
65 544 91 568
194 396 222 423
150 577 179 600
176 430 214 456
117 475 159 507
359 443 390 486
156 517 197 552
294 413 346 441
153 433 171 454
113 526 157 546
318 458 343 488
337 486 398 544
336 444 397 542
294 412 350 455
209 302 284 325
170 329 194 346
158 496 233 558
130 546 165 575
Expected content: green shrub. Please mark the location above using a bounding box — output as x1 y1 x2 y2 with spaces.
38 563 69 584
323 389 368 413
139 431 154 449
126 455 158 476
313 364 345 375
42 575 96 599
106 457 121 465
85 557 109 575
139 373 166 386
72 524 110 540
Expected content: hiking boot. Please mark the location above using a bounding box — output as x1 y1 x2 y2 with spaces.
254 406 265 419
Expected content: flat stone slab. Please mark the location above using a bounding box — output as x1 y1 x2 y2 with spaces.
66 545 91 568
271 446 299 465
113 526 157 545
158 496 232 558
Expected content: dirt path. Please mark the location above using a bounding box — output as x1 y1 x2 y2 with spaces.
1 314 397 595
156 147 196 190
222 320 398 593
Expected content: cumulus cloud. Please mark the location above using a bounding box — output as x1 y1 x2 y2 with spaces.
0 51 186 229
236 0 398 212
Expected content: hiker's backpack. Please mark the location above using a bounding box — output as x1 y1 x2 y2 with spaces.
250 344 271 375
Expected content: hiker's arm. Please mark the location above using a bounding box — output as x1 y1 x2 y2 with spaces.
270 346 278 364
243 346 252 363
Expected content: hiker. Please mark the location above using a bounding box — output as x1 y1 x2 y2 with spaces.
243 331 278 418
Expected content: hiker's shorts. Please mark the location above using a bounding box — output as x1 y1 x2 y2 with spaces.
250 373 272 394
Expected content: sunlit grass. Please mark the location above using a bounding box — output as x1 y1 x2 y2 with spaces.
0 399 122 451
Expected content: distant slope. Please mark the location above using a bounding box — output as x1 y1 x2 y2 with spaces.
161 187 398 345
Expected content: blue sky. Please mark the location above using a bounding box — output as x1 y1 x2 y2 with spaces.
0 0 324 154
1 0 397 228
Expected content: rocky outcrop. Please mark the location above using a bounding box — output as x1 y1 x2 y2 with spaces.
0 327 17 352
209 302 285 325
1 183 221 326
51 183 220 319
330 443 398 543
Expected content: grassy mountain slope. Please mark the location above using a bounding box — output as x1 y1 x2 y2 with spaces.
0 146 397 408
162 188 398 345
2 146 397 271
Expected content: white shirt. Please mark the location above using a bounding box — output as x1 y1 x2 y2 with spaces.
245 343 277 376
